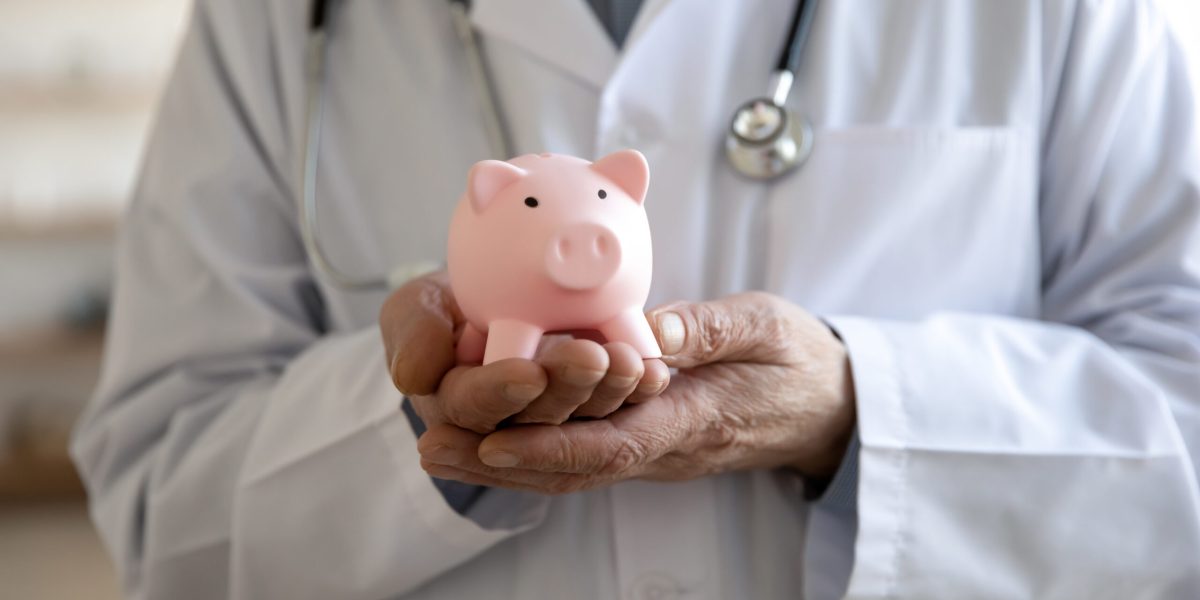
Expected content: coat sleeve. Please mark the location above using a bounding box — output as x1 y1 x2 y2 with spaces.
808 2 1200 598
69 1 546 598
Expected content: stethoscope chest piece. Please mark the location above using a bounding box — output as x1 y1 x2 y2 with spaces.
725 98 814 179
724 0 819 180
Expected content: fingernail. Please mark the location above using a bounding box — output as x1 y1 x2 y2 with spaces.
424 444 461 465
481 451 520 467
608 375 638 389
646 378 668 394
655 312 685 355
504 383 543 401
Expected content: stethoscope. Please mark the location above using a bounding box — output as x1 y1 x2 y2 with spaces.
301 0 818 291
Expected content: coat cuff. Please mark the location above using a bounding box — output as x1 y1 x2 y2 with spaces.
401 397 489 515
821 315 909 598
807 430 860 514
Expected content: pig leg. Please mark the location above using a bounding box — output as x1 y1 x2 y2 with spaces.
456 323 486 364
483 319 544 364
598 309 663 359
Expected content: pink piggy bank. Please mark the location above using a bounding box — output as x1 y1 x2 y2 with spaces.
447 150 662 365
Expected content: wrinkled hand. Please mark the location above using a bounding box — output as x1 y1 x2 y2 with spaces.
417 292 856 494
381 272 671 435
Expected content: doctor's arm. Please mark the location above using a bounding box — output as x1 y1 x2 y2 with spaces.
818 5 1200 597
66 1 651 597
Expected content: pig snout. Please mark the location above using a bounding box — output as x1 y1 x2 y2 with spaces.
544 222 622 291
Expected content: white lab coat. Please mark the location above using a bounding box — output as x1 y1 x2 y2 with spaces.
72 0 1200 598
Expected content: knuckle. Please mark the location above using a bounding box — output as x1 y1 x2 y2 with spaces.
381 274 441 327
409 396 442 425
706 419 740 451
547 429 606 474
440 398 493 434
552 430 584 470
736 292 793 358
762 313 790 351
691 303 729 357
598 436 648 476
437 396 463 425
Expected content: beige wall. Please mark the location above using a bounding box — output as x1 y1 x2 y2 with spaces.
0 4 190 599
0 0 190 227
0 0 189 329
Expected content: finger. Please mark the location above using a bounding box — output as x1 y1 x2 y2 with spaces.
417 424 595 484
421 460 529 489
407 393 448 429
416 423 485 466
626 358 670 403
422 451 562 489
571 342 644 418
380 272 462 395
646 292 793 368
436 359 547 433
479 393 697 475
418 424 589 492
422 461 597 496
511 339 608 425
421 461 587 495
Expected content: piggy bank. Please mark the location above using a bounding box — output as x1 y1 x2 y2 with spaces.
447 150 662 365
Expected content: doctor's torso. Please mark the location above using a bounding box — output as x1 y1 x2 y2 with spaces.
265 0 1049 597
307 0 1042 329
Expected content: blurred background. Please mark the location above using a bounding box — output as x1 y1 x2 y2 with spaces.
0 1 1198 598
0 1 189 597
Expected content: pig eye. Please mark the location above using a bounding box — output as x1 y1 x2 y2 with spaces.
598 189 607 199
524 197 539 208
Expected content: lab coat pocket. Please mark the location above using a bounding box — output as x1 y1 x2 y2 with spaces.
764 126 1038 319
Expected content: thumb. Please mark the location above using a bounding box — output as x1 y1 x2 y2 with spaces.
647 292 792 368
380 271 463 395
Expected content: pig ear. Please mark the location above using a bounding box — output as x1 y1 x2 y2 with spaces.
467 160 527 213
591 149 649 205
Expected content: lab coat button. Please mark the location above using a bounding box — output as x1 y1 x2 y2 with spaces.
629 572 685 600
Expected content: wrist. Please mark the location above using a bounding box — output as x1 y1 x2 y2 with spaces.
789 333 857 478
795 396 855 478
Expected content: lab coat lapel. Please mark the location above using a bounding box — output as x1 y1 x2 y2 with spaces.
596 0 786 305
620 0 675 53
470 0 616 89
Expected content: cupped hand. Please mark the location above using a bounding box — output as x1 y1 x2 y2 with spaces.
416 292 856 494
380 272 670 434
